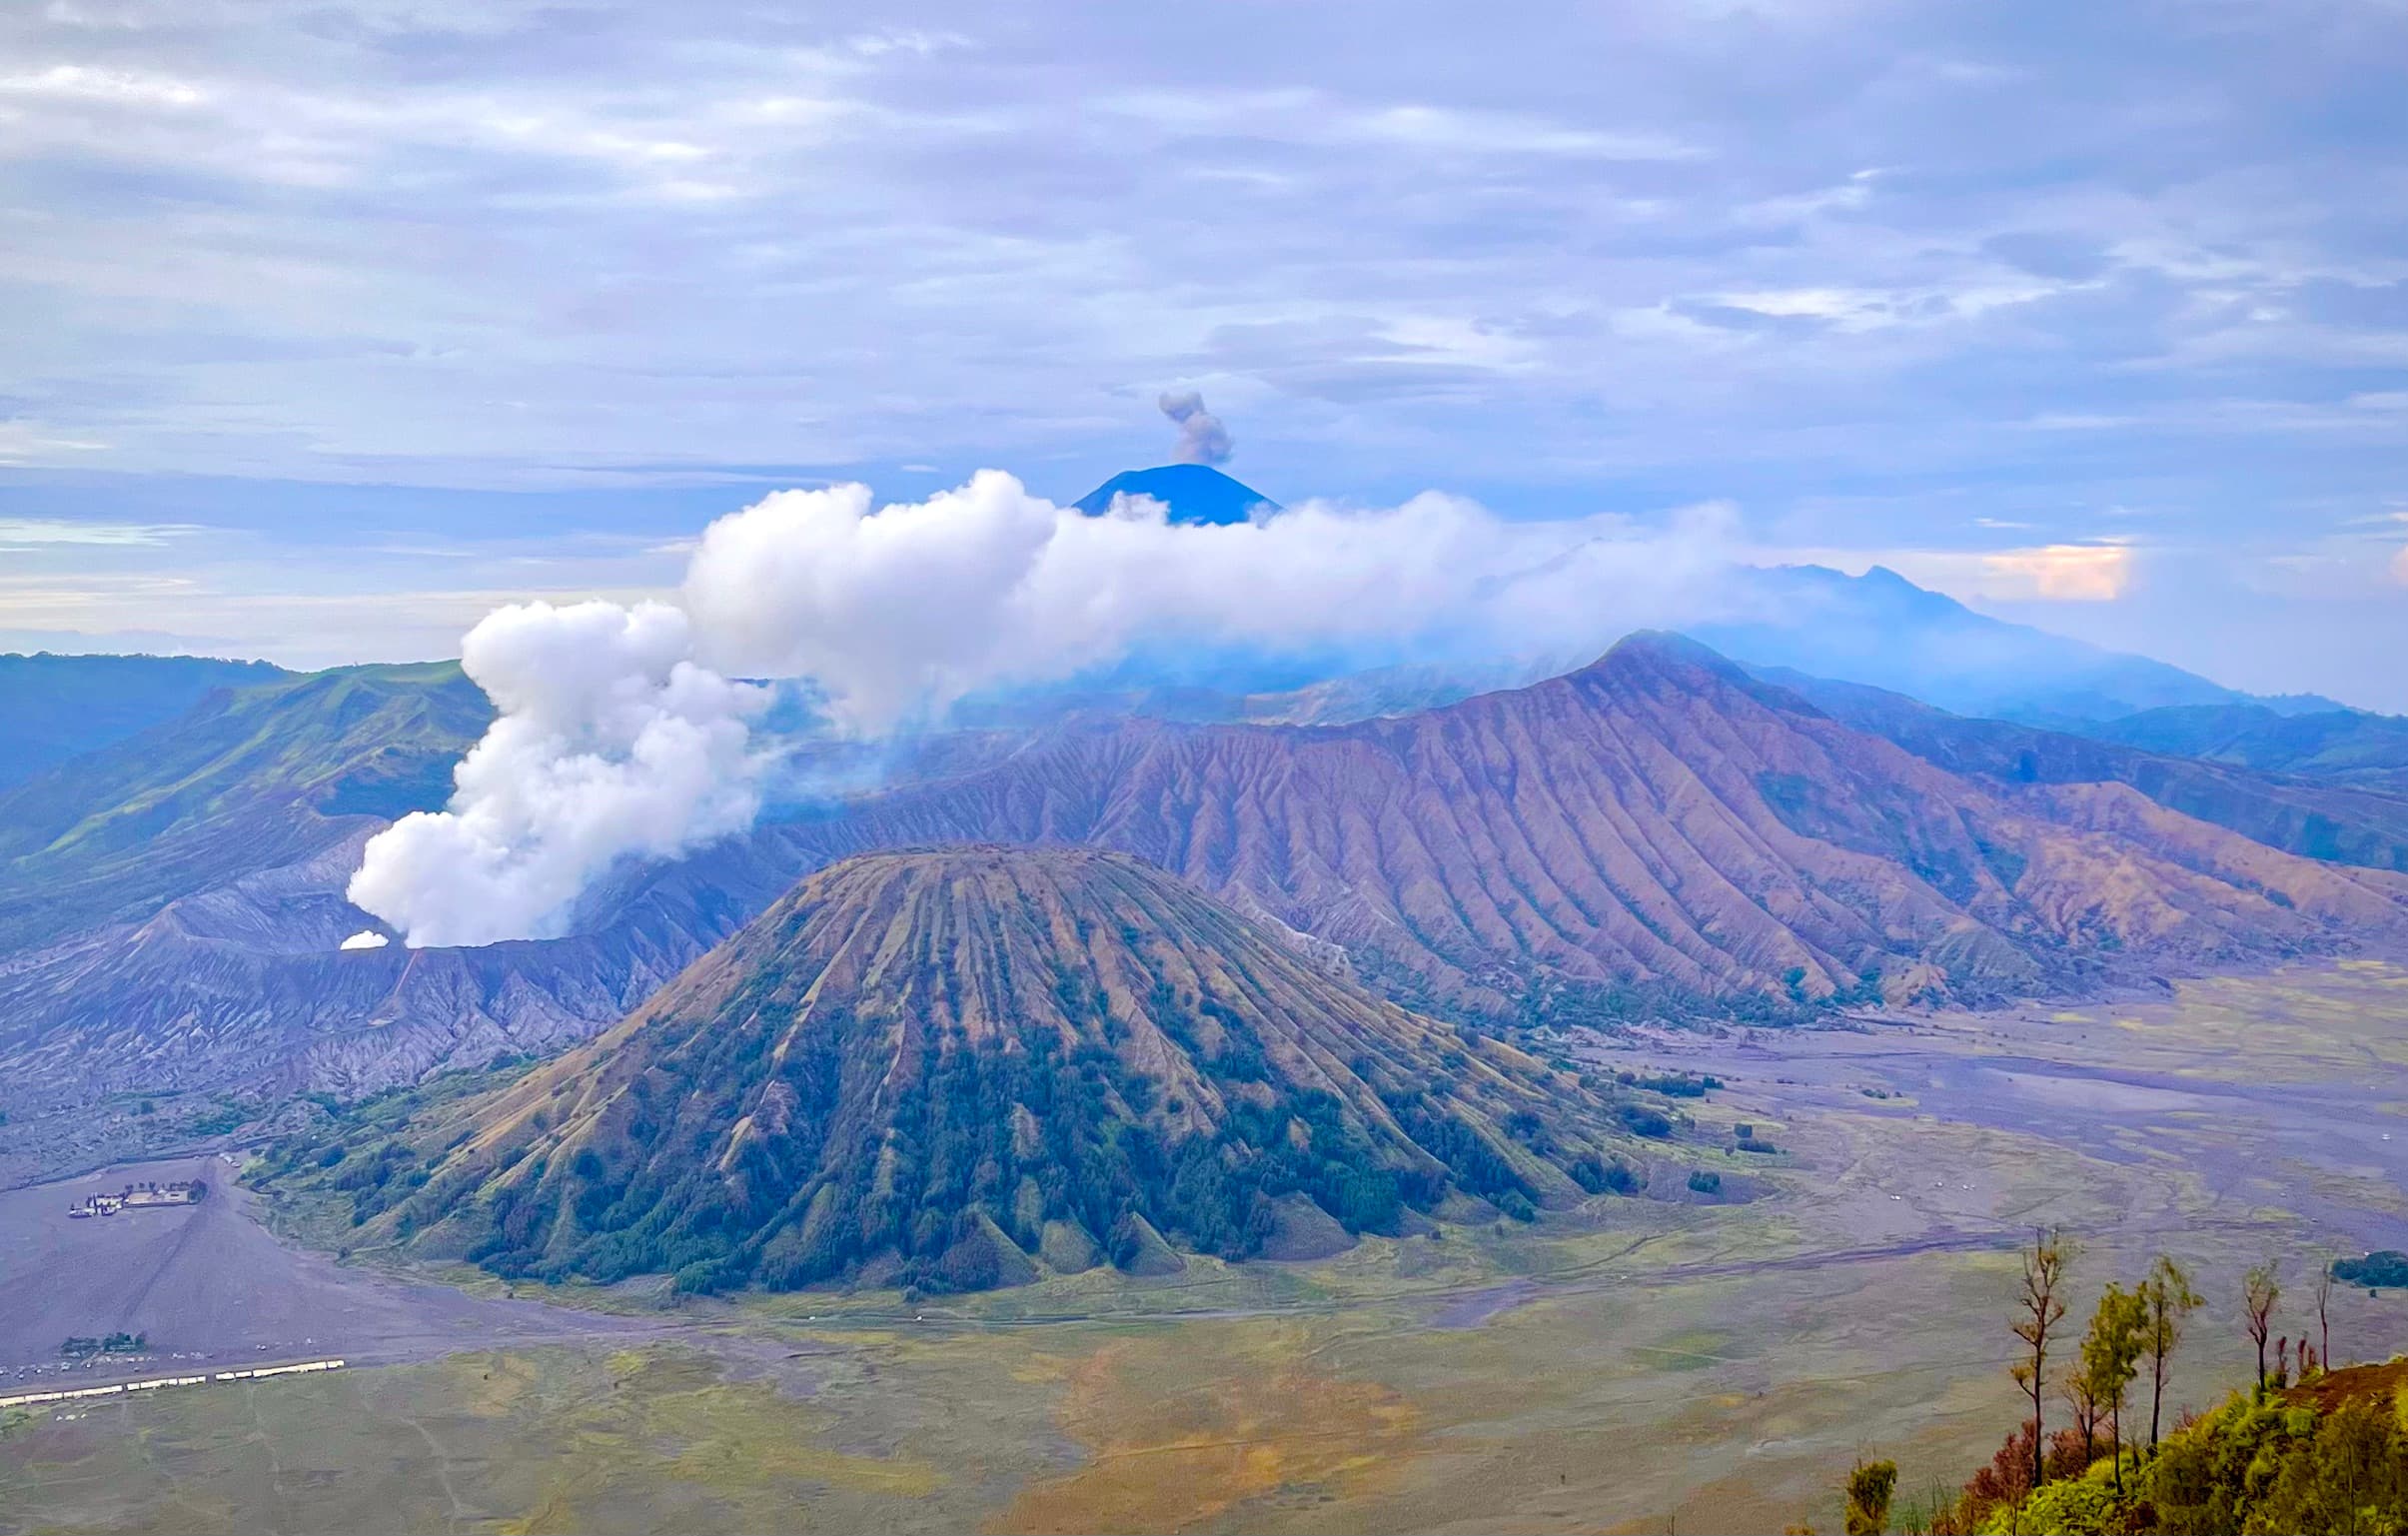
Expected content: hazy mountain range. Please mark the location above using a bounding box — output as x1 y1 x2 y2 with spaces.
4 467 2406 1193
5 631 2405 1126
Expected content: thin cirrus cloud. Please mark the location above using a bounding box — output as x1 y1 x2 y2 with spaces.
0 0 2401 702
0 518 202 550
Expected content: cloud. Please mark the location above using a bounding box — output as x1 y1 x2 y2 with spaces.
1157 391 1233 466
0 517 201 549
1692 277 2075 333
0 62 207 108
1978 543 2134 602
339 929 390 949
349 471 1741 943
0 421 110 466
4 0 2396 508
677 471 1738 729
4 0 2405 710
1340 104 1698 161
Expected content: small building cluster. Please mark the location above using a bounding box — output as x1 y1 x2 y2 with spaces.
66 1179 205 1218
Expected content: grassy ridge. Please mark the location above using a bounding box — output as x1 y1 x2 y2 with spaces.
0 652 287 789
0 661 488 951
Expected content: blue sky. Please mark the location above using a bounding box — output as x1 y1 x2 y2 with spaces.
2 1 2404 703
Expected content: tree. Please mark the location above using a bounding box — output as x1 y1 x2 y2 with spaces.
2312 1253 2335 1371
2009 1227 2075 1491
1843 1458 1897 1536
2061 1358 2103 1464
2138 1254 2202 1453
2242 1258 2281 1398
2076 1282 2146 1496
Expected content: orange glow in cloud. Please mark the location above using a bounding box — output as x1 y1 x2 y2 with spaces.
1979 543 2132 602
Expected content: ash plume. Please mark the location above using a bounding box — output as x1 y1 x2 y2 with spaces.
1158 390 1233 465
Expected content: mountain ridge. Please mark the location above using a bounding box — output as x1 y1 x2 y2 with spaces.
8 633 2408 1147
0 652 290 789
1753 665 2408 873
1695 564 2264 725
0 660 491 955
773 632 2408 1017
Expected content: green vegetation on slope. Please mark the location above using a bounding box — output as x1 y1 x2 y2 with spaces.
1845 1235 2407 1535
1889 1364 2408 1535
0 652 287 789
258 847 1651 1296
0 660 488 951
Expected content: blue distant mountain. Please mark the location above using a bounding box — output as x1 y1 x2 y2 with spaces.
1696 565 2274 727
1072 464 1281 525
1052 491 2338 728
0 652 289 789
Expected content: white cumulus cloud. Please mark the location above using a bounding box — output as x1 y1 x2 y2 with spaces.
350 472 1740 946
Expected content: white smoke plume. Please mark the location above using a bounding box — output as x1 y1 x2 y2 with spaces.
1157 390 1233 465
350 472 1739 946
349 600 769 948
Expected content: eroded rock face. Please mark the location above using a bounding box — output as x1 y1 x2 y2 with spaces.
787 634 2408 1014
0 824 799 1105
9 634 2408 1123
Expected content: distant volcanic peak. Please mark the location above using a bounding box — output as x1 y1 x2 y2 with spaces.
345 844 1619 1295
1585 630 1753 681
1855 562 1912 585
1568 631 1798 714
1071 465 1282 526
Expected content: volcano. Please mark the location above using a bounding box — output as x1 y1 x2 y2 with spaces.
303 846 1631 1293
1071 464 1281 525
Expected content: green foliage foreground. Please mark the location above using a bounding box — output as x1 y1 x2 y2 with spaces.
1928 1361 2408 1535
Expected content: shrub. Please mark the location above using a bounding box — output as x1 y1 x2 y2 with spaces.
1979 1469 2123 1536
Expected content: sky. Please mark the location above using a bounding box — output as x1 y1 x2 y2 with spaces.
2 0 2405 705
